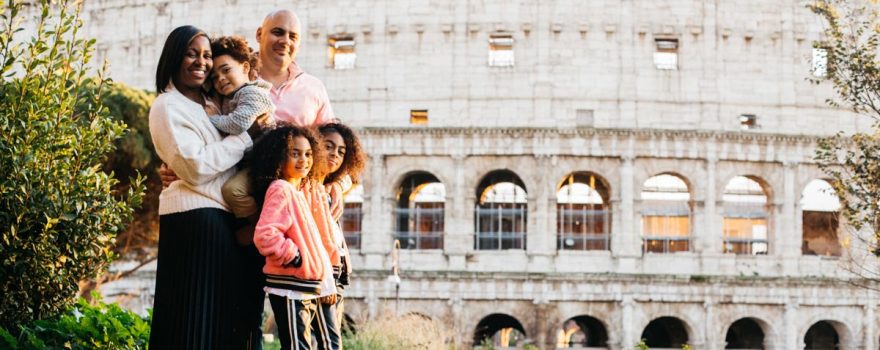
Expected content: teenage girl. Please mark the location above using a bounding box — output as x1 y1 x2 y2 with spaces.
310 123 366 349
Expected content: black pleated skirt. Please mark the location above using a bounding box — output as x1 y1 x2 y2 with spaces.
149 208 242 350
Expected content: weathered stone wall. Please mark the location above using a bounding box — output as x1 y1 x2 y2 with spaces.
51 0 870 134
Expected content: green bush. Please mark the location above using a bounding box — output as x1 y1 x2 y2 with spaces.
0 0 144 330
0 297 151 350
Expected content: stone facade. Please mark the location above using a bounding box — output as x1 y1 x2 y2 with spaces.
65 0 880 349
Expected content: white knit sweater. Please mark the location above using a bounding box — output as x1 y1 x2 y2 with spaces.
149 86 253 215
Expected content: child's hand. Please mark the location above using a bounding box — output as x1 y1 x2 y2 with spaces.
319 294 337 305
204 102 220 116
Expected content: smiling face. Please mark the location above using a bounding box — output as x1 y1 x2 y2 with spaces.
211 55 251 96
323 131 346 175
282 135 313 182
176 35 212 90
256 10 301 69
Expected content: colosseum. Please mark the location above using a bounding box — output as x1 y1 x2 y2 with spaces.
68 0 880 348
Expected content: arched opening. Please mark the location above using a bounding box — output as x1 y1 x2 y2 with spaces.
557 172 612 251
395 172 445 249
475 170 527 250
801 179 842 257
555 315 609 348
473 313 527 348
725 318 765 349
641 316 690 348
804 321 840 350
641 174 692 253
722 176 770 255
341 184 364 249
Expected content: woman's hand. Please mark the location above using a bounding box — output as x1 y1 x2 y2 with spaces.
158 163 179 188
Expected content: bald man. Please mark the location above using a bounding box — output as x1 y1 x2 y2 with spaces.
255 9 336 126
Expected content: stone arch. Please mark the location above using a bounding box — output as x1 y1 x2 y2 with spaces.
555 315 609 348
802 320 850 349
724 317 768 349
640 316 692 348
556 171 613 251
716 311 779 349
393 171 446 250
721 175 772 255
474 169 528 250
798 315 856 350
473 313 527 348
389 166 453 196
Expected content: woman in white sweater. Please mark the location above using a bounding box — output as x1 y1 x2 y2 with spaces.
148 25 253 349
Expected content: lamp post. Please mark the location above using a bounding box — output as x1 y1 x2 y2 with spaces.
387 239 401 314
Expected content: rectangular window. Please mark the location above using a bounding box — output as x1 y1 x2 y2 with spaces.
394 203 444 250
739 114 757 130
328 35 356 70
341 202 362 249
812 47 828 77
802 211 841 257
722 217 768 255
557 203 610 250
654 38 679 70
488 33 515 67
575 109 594 127
410 109 428 125
642 215 690 253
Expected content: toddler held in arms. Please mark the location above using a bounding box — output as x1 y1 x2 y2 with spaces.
207 35 275 141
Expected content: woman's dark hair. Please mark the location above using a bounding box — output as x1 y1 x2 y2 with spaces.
155 25 208 93
319 123 366 185
250 125 328 206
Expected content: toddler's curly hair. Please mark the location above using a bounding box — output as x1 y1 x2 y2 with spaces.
210 35 260 79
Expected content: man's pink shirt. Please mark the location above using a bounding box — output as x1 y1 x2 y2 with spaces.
263 62 335 127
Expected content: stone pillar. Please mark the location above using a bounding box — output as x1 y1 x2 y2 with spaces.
362 153 389 270
619 295 636 349
783 301 799 350
780 161 800 274
445 154 469 270
527 156 555 271
615 155 639 259
700 299 715 349
865 303 876 350
702 156 720 254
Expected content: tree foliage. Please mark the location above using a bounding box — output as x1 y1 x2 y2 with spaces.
0 0 144 329
810 0 880 254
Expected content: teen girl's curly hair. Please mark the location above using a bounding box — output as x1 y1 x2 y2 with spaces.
319 123 366 185
250 125 328 206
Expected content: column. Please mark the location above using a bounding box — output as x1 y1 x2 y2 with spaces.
783 301 798 350
362 152 390 269
445 154 469 269
702 156 721 254
619 295 636 349
614 155 639 258
865 303 876 350
780 161 800 274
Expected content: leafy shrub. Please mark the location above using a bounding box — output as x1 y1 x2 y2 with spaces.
0 297 150 350
0 0 144 329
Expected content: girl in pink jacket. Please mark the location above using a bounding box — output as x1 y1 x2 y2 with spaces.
250 125 335 350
